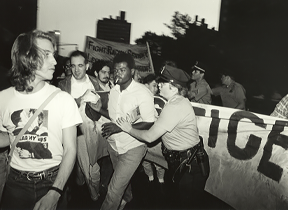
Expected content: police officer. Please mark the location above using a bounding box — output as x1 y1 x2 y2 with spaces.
116 65 210 209
188 61 212 104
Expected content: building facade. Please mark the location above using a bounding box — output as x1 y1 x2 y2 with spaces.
97 11 131 44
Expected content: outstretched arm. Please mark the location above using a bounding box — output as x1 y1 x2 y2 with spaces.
101 121 154 139
116 117 166 143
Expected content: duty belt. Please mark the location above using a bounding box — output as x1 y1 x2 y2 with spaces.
162 136 208 182
11 165 59 181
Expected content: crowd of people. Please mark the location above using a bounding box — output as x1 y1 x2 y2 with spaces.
0 29 287 210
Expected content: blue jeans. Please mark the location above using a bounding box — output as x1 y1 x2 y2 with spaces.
142 160 165 181
0 149 8 203
1 165 67 209
100 144 147 210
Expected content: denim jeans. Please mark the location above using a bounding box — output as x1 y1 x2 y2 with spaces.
142 160 165 181
0 149 8 202
100 144 147 210
1 165 67 210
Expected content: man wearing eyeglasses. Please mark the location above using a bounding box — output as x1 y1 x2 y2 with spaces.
63 57 72 77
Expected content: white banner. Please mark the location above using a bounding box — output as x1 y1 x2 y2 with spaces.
94 90 288 209
192 102 288 210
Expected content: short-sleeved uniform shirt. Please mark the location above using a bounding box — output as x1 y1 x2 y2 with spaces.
108 80 155 154
154 95 199 151
190 79 212 104
212 81 246 110
0 82 82 172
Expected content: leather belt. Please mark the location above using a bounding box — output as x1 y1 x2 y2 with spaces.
11 165 59 181
0 146 9 153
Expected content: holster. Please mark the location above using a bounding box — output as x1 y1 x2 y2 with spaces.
195 136 209 177
162 136 209 183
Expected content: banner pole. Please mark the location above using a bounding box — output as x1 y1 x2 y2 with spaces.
146 42 155 74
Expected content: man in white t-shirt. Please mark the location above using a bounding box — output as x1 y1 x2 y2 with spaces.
0 30 82 209
58 50 106 201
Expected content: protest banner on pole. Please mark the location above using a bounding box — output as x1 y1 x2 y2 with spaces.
146 41 154 74
85 36 154 77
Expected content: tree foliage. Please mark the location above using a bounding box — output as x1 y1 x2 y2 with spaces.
164 11 192 38
135 31 177 74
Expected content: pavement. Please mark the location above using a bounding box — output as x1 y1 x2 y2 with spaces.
68 156 234 210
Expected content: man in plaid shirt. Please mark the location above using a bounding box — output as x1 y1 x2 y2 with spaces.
271 94 288 119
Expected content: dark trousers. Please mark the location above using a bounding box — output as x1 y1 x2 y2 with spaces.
2 165 68 210
0 148 8 203
163 145 210 209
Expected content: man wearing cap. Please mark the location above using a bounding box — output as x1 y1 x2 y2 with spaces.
116 65 210 209
188 61 212 104
212 71 246 110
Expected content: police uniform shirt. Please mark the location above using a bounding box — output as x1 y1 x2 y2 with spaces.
212 81 246 110
190 78 212 104
154 95 199 151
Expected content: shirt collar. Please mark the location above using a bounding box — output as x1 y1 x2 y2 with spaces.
114 79 136 93
226 80 235 88
167 94 181 103
97 77 111 91
71 74 90 84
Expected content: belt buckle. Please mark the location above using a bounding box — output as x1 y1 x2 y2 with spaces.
26 171 46 181
26 172 34 181
39 171 46 180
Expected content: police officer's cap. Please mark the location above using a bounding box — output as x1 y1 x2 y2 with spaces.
157 65 190 88
192 61 206 73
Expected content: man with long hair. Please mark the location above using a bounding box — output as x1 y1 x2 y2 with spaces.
0 30 82 209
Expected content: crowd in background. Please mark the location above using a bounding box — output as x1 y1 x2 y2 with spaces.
1 29 288 210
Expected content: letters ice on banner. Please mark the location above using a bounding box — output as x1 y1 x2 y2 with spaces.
90 89 288 209
192 102 288 210
85 36 153 75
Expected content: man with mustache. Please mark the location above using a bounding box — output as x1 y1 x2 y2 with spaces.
92 60 114 91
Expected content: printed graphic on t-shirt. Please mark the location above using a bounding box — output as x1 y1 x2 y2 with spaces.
11 109 52 159
126 106 140 124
